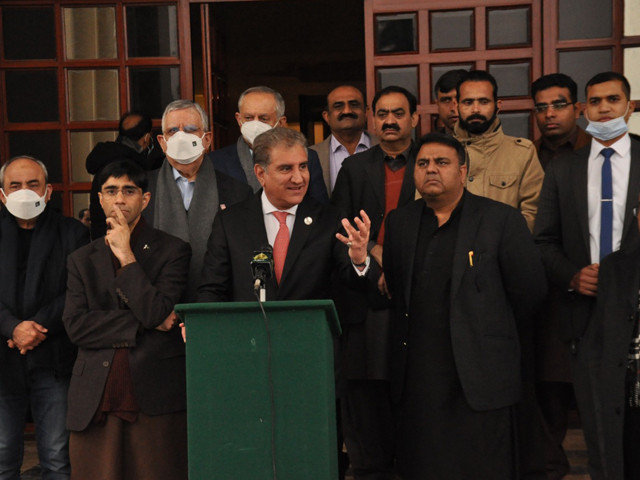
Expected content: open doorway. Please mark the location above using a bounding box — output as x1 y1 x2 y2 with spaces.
191 0 366 150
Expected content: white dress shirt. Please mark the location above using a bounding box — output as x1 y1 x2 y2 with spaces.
261 191 298 245
172 166 195 211
329 132 372 191
587 134 631 263
260 191 370 275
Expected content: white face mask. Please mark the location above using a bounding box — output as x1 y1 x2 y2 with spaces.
585 103 630 141
164 131 205 165
241 119 279 146
1 188 47 220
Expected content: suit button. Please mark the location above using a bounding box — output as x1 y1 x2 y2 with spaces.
629 315 635 322
468 176 474 182
404 313 408 317
102 361 109 367
402 342 407 346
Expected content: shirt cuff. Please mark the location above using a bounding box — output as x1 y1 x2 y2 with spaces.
352 255 371 276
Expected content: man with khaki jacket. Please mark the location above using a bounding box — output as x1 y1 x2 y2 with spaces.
453 70 544 231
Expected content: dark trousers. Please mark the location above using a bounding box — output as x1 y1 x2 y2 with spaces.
536 381 573 479
342 380 394 480
69 411 187 480
624 406 640 479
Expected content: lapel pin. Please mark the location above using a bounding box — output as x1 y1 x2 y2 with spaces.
304 216 313 225
143 244 150 251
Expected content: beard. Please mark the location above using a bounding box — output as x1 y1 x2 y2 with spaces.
459 110 498 135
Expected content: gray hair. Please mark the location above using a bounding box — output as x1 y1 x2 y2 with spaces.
161 99 209 132
238 86 286 118
0 155 49 187
253 127 307 168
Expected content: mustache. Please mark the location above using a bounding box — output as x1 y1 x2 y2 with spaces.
382 124 400 131
338 112 358 120
465 114 488 122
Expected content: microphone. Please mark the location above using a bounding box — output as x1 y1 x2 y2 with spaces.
251 245 274 292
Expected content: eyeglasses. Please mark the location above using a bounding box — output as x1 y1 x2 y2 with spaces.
163 125 203 137
533 102 573 113
101 186 142 198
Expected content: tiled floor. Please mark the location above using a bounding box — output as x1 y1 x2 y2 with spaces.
21 426 591 480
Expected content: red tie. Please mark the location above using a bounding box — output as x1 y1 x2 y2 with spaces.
272 211 289 283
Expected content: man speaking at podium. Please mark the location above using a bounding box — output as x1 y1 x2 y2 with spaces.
197 127 372 304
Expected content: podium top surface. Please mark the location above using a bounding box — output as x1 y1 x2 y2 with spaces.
175 299 340 336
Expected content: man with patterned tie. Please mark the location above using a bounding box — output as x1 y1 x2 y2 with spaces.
534 71 640 479
197 127 372 304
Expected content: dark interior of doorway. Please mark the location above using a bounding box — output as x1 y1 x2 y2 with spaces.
201 0 366 148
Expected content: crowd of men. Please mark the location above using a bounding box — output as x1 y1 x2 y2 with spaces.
0 69 638 480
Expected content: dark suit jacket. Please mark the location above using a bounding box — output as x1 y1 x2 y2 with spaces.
384 192 547 410
206 139 330 204
533 136 640 343
197 193 362 303
0 206 89 380
580 241 640 480
330 144 417 379
63 221 191 431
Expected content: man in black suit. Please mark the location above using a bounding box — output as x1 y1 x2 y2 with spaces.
331 85 419 480
0 155 89 478
384 132 547 479
581 194 640 480
63 160 191 479
533 71 639 478
197 127 371 304
206 86 329 203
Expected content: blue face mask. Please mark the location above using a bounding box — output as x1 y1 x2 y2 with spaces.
585 103 630 141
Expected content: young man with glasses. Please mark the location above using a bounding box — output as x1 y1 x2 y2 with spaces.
63 160 191 479
532 73 592 170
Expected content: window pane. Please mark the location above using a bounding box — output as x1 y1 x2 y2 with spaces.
558 49 612 102
559 0 612 40
2 7 56 60
68 70 120 122
69 131 117 182
9 132 62 184
487 7 530 48
376 66 418 99
375 13 417 54
625 0 640 36
431 64 473 101
73 193 91 221
129 67 181 119
499 112 530 139
6 70 58 122
126 6 178 57
624 48 640 100
488 62 530 98
64 7 116 60
430 10 473 51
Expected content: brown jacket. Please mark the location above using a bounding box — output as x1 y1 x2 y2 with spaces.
454 119 544 231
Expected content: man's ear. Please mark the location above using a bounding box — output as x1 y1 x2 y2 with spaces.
626 100 636 122
141 191 151 211
158 134 167 153
254 163 266 187
496 99 503 113
235 112 243 128
45 184 53 202
410 111 419 128
321 110 330 125
278 116 287 127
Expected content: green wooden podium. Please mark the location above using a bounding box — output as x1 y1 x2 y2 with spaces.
175 300 341 480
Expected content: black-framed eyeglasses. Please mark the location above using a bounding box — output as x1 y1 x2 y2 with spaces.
101 186 142 198
533 102 573 113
